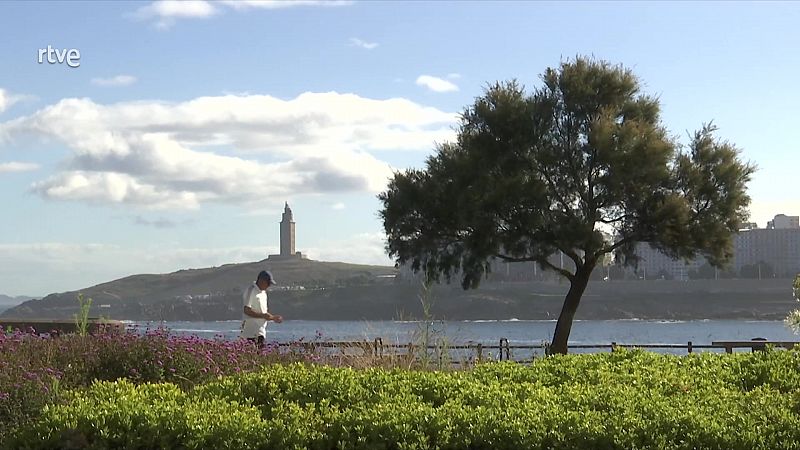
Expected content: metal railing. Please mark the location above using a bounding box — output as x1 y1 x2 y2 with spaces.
276 338 798 363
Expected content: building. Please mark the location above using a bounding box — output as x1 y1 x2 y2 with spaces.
268 202 306 261
630 214 800 279
399 213 800 281
732 214 800 277
628 243 704 280
734 227 800 278
767 214 800 230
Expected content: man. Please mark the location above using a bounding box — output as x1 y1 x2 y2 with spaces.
241 270 283 348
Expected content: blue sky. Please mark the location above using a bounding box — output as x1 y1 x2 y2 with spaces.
0 1 798 296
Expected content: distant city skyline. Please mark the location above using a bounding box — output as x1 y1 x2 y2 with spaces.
632 213 800 281
1 1 800 296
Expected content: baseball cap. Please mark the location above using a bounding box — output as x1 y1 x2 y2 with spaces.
257 270 277 286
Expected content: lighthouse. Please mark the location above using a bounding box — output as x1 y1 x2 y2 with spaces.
279 202 295 257
268 202 305 260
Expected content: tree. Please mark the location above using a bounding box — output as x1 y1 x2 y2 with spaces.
379 57 755 354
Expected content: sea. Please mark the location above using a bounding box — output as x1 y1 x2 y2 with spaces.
129 319 800 356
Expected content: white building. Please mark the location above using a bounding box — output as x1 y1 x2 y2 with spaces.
767 214 800 230
630 243 704 280
631 214 800 279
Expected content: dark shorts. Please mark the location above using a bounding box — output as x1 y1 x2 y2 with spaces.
247 335 265 348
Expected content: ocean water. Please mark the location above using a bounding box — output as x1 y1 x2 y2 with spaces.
131 319 798 354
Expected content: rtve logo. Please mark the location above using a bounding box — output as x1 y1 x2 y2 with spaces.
37 46 81 68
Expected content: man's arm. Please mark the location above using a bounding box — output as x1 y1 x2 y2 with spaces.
243 305 276 321
243 306 282 322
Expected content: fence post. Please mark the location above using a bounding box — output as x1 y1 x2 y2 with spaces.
687 341 693 354
476 343 483 362
611 341 617 352
374 337 383 358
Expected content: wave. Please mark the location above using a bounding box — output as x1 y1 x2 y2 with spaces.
461 319 557 323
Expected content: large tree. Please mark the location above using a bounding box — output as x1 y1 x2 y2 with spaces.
379 57 755 354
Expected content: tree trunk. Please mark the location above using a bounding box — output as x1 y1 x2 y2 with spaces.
549 265 593 355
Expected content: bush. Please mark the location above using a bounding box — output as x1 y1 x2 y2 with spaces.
0 326 305 441
9 351 800 449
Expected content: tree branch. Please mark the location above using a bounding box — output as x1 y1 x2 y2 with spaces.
496 253 574 281
598 213 631 224
558 247 583 267
595 235 638 261
495 254 537 263
540 259 575 281
537 163 574 215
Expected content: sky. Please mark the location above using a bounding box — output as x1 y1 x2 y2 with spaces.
0 1 798 297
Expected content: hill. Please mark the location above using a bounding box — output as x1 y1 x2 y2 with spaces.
1 258 398 320
0 295 35 315
0 294 34 304
1 256 797 321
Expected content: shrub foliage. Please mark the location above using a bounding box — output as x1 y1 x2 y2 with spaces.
6 349 800 449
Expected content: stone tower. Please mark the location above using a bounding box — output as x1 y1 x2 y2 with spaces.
279 202 295 257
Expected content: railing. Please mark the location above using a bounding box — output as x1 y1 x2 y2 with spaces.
277 338 800 363
711 340 799 353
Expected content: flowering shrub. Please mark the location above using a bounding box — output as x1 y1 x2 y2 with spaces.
0 326 300 440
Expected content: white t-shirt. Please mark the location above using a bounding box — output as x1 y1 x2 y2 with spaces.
241 282 269 338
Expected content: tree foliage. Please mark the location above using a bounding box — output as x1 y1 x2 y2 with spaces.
380 57 755 353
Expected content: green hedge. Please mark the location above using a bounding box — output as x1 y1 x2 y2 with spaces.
8 350 800 449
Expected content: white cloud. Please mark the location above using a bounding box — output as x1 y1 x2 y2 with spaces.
416 75 459 93
447 73 461 79
0 88 23 114
0 92 457 209
140 0 218 17
133 0 352 28
133 0 219 28
331 202 345 210
0 161 39 173
91 75 138 87
349 37 378 50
